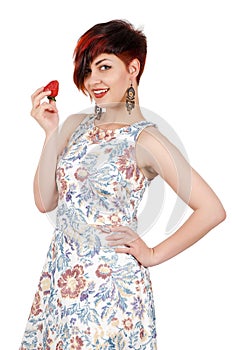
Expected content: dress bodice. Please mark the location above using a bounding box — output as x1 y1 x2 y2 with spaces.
56 114 155 234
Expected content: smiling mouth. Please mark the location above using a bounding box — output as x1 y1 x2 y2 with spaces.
93 88 109 99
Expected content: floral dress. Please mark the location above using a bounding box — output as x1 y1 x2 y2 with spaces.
20 114 157 350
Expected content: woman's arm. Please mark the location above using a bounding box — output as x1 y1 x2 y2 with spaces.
31 87 60 212
143 127 226 265
150 168 226 265
106 127 226 267
31 86 88 212
33 130 59 213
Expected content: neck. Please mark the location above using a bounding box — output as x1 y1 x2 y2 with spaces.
96 102 144 126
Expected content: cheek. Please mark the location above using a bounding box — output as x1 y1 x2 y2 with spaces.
119 84 128 102
114 74 128 96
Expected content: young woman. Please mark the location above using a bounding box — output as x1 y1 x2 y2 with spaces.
20 20 226 349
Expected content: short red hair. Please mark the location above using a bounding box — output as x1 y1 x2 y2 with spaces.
73 20 147 94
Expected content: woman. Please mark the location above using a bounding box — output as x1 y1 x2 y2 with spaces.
20 20 226 349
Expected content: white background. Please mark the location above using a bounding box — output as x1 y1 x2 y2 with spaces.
0 0 231 349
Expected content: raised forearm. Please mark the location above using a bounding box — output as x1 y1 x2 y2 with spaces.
30 86 60 212
34 129 59 212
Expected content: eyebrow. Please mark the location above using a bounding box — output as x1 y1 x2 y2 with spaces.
95 58 112 66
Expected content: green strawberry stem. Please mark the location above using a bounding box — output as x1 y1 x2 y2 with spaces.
47 96 56 101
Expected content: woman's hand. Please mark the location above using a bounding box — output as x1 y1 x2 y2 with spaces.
31 86 59 135
105 226 156 267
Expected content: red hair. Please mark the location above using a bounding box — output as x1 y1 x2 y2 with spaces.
73 20 147 94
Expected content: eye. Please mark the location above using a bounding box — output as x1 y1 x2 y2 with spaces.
100 64 111 71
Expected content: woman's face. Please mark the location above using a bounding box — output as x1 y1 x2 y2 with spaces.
84 53 131 107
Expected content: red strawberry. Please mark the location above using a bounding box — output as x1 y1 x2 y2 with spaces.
43 80 59 101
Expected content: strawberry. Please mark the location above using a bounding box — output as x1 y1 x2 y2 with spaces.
43 80 59 101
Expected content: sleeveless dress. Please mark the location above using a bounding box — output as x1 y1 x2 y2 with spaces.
20 114 157 350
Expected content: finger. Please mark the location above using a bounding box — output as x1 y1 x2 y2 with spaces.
33 91 52 107
114 247 131 254
31 87 44 101
40 101 58 113
49 99 56 106
31 102 57 118
107 236 135 247
108 227 139 240
31 87 47 102
31 89 51 108
107 240 127 247
110 225 130 232
105 233 124 241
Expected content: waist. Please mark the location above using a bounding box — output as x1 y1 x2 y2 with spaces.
55 218 137 248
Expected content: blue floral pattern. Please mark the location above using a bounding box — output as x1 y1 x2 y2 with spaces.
20 115 157 349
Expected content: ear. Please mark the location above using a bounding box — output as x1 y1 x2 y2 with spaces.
128 58 140 79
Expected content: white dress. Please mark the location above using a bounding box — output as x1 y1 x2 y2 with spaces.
20 115 157 350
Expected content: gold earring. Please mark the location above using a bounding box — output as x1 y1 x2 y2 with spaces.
126 82 135 114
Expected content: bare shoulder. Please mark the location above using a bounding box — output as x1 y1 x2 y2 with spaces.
136 125 188 178
136 126 164 179
58 113 89 155
137 125 177 155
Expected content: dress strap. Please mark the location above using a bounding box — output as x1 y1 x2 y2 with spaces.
131 120 157 141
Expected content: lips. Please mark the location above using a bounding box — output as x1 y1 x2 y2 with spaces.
92 88 109 99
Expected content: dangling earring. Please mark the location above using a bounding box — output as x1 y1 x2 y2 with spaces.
126 82 135 115
95 104 102 120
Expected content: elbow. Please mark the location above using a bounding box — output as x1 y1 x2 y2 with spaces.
36 205 49 213
209 202 226 228
36 202 58 213
217 205 226 224
34 196 58 213
36 205 46 213
34 198 46 213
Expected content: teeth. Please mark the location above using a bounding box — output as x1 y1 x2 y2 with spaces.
94 89 108 94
